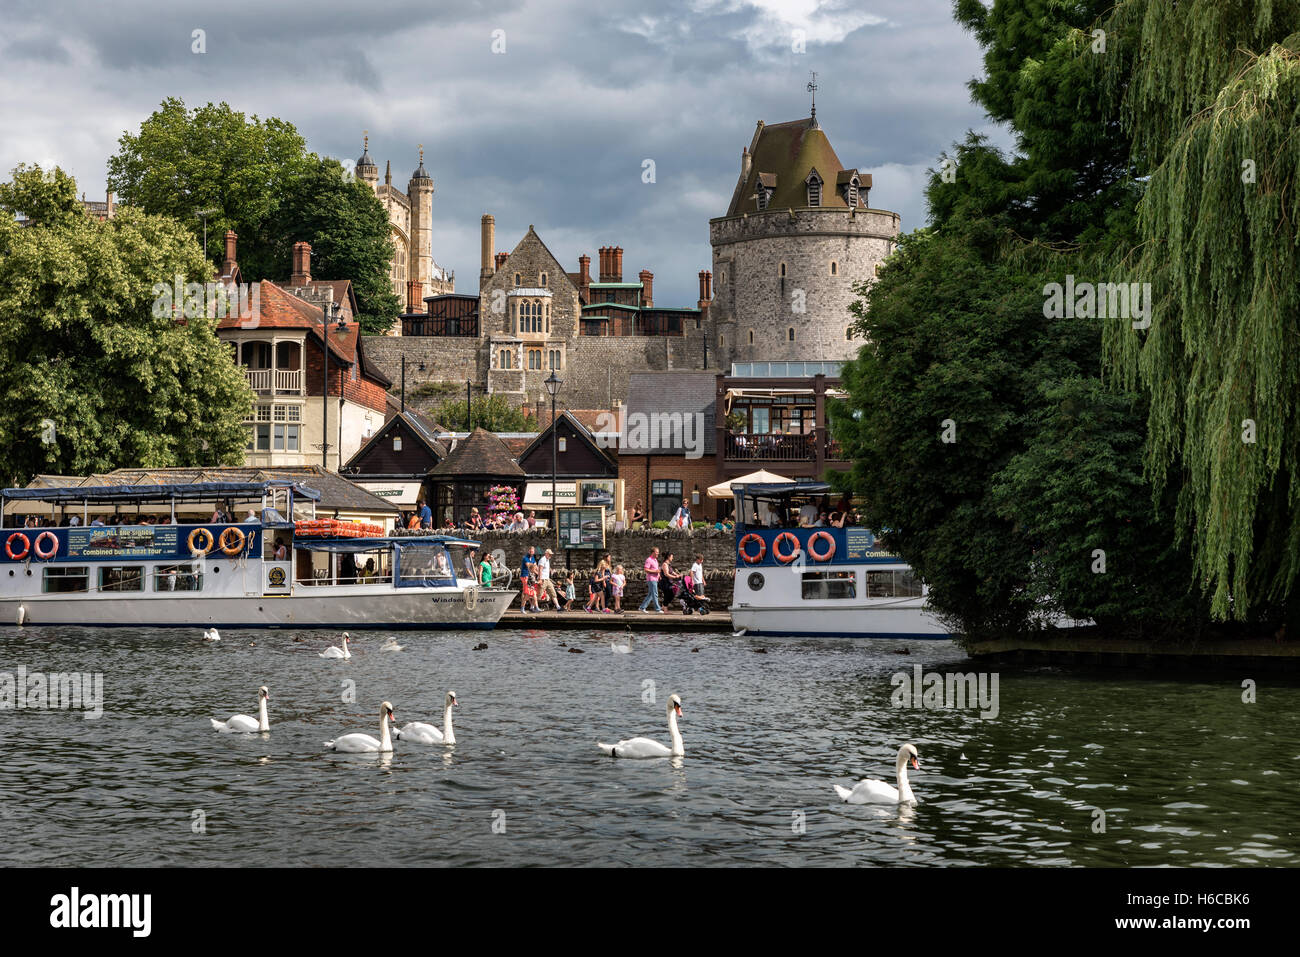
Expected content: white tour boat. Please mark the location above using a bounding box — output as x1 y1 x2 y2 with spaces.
0 480 515 629
728 481 950 639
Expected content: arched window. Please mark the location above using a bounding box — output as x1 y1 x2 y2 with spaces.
846 327 853 340
514 273 521 287
806 172 822 207
499 349 514 369
779 262 787 279
527 348 543 370
787 327 796 342
544 302 550 334
748 329 754 345
719 334 726 350
540 272 548 287
549 349 561 369
830 261 838 276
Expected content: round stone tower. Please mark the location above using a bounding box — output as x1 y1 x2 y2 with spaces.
407 146 435 310
709 115 900 367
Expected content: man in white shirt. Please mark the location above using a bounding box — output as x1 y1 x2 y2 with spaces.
538 548 559 611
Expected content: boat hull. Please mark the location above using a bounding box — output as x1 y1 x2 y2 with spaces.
729 602 952 639
2 587 516 630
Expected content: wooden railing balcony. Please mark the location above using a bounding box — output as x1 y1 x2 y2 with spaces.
725 431 816 461
244 368 303 394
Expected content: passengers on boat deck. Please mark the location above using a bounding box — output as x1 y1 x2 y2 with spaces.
273 537 288 560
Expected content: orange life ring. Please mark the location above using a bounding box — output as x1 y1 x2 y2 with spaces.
219 527 247 556
808 531 836 562
738 533 766 564
33 531 59 560
188 527 215 556
772 531 801 564
5 532 30 561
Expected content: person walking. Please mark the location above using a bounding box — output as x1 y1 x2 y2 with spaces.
671 499 692 531
638 547 664 613
418 499 433 529
661 552 683 608
520 546 538 587
690 553 705 598
538 548 560 611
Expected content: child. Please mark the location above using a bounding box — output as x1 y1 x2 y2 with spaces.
611 564 626 614
584 567 602 613
524 570 541 613
563 572 576 611
690 554 705 597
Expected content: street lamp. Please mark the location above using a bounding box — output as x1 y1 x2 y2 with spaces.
544 370 563 535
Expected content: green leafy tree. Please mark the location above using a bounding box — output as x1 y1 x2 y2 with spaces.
433 394 535 433
107 98 399 334
0 165 251 485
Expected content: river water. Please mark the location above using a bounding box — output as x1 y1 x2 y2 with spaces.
0 626 1295 866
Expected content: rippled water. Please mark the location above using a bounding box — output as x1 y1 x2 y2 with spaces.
0 625 1296 866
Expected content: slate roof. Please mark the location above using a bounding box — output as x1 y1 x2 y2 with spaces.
428 428 525 478
622 371 717 455
725 117 869 217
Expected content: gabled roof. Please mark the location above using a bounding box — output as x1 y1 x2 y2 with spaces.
517 410 617 470
428 428 525 478
343 409 449 473
725 117 869 217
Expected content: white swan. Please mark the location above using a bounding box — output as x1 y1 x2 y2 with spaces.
834 743 920 804
395 691 457 745
325 701 395 753
211 686 269 733
320 633 351 659
610 635 632 654
203 628 221 642
598 694 683 758
380 636 404 652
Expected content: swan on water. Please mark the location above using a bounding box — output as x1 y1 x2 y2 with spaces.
320 633 351 659
211 686 269 733
834 743 920 804
611 635 632 654
380 636 404 652
395 691 457 745
203 628 221 642
325 701 396 753
598 694 683 758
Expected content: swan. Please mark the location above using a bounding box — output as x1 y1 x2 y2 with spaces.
203 628 221 642
211 686 269 733
598 694 683 758
380 636 404 652
395 691 457 745
834 744 920 804
325 701 395 753
611 634 632 654
320 633 351 659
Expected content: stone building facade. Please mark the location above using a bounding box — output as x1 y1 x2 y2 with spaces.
354 135 454 324
709 115 900 365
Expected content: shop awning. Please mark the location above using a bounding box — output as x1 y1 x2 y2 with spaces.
523 481 578 506
354 481 424 506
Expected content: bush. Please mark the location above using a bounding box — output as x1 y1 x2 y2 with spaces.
651 520 670 529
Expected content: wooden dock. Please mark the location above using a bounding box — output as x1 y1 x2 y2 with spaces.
499 609 733 632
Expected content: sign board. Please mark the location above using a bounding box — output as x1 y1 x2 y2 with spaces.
523 481 578 506
580 481 614 506
67 526 180 560
557 506 605 550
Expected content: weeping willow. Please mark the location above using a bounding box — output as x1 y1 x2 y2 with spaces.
1099 1 1300 619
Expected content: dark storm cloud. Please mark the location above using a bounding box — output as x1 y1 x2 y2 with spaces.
1 0 1006 306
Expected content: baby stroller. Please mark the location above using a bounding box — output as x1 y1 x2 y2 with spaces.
672 574 712 616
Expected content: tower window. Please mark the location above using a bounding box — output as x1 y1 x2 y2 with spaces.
540 272 548 287
846 327 853 340
499 349 514 369
787 328 796 342
830 261 838 276
514 273 521 287
779 262 787 279
806 172 822 207
748 329 754 345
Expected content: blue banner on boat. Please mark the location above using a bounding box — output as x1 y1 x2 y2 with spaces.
67 526 180 559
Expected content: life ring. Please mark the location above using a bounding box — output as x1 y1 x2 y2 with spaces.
188 527 215 556
219 527 246 556
5 532 30 561
772 531 801 564
738 533 766 564
33 531 59 560
808 531 836 562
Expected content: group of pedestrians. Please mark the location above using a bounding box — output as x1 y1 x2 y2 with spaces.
504 544 708 615
636 546 705 614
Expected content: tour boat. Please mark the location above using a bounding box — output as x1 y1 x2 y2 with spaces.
0 480 515 629
728 482 950 639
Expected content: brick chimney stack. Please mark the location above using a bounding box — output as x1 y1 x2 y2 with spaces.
639 269 654 308
291 241 312 286
480 214 495 289
221 230 238 278
698 270 713 306
597 246 608 282
612 247 623 283
495 251 508 270
578 254 591 301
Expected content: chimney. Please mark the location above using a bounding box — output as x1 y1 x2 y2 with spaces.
578 254 591 300
106 190 115 218
639 269 654 308
222 230 238 277
495 251 508 270
612 247 623 283
741 146 752 182
480 214 495 288
291 241 312 286
698 270 713 304
406 279 423 313
597 246 607 282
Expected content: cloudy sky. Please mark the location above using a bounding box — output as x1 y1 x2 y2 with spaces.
3 0 1007 306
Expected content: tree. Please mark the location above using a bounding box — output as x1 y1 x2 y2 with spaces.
0 165 251 485
107 98 400 334
432 394 535 433
1097 1 1300 620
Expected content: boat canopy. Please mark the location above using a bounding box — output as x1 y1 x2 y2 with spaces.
1 480 321 505
732 481 834 498
296 535 481 553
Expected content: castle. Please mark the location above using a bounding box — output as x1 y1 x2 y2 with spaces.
354 135 454 325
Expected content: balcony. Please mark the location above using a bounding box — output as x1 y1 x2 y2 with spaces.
245 368 303 394
725 430 849 464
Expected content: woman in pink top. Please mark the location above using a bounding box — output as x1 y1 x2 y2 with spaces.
637 546 663 613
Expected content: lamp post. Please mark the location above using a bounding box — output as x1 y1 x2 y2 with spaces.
320 301 346 468
196 208 218 261
544 370 563 538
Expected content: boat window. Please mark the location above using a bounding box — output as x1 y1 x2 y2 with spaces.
865 570 896 598
99 566 144 592
895 569 924 597
397 544 455 587
802 571 856 599
153 563 204 592
42 566 89 594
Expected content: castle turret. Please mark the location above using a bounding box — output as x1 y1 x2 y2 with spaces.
407 146 434 312
480 214 496 289
356 132 378 191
